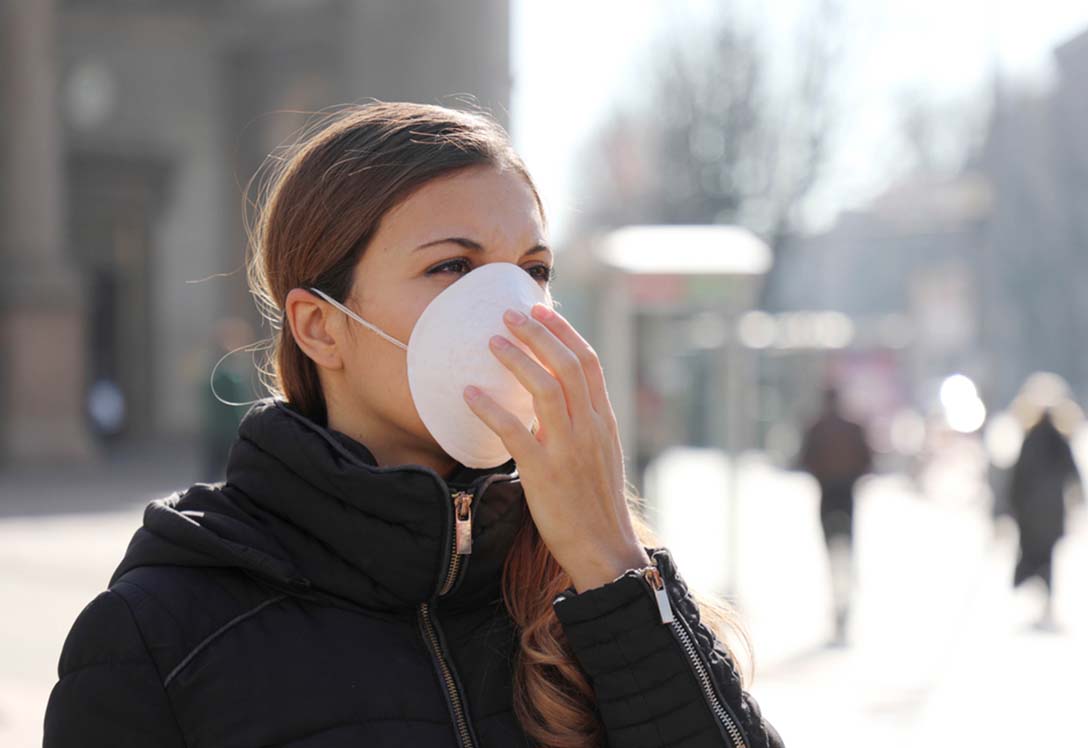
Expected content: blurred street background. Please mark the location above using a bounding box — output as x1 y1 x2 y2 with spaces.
3 1 1088 745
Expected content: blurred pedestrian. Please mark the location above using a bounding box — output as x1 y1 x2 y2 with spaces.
799 386 873 646
1008 408 1083 629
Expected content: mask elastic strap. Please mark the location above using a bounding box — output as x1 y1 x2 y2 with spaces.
209 337 270 408
307 287 409 351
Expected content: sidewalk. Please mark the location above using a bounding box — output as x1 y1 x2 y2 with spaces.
0 440 201 518
718 459 1088 748
0 444 200 747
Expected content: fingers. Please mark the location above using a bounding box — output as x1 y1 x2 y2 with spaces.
486 331 571 437
463 385 538 460
528 304 614 418
497 308 595 429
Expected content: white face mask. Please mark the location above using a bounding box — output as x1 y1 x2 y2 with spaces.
310 261 553 468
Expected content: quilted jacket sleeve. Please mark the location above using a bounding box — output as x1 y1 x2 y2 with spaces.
552 548 783 748
43 589 187 748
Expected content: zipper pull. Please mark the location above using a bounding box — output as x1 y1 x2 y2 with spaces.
642 565 675 624
453 492 473 555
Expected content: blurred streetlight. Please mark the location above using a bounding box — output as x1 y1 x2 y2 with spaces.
940 374 987 434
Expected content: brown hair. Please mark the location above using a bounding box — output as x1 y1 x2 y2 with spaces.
246 101 749 747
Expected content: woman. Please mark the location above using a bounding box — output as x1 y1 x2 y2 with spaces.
44 102 783 748
1009 408 1082 628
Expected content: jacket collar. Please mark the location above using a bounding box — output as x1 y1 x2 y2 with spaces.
115 399 527 615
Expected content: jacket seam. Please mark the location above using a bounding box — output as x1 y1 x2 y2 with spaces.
111 588 191 748
57 657 153 679
163 594 288 688
594 666 691 703
617 601 669 747
114 577 187 632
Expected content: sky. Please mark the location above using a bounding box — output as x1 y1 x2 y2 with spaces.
510 0 1088 243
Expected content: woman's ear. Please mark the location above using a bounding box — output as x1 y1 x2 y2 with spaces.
285 288 345 371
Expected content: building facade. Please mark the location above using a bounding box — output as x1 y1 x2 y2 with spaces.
1 0 511 462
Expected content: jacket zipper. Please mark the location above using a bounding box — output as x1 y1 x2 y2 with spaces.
419 601 475 748
418 487 477 748
642 565 748 748
439 489 474 596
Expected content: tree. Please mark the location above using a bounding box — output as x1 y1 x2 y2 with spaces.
574 2 839 255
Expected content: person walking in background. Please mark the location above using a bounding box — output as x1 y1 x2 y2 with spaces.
1009 408 1083 630
799 386 873 646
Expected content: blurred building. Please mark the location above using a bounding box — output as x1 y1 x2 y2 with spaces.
763 170 990 446
982 27 1088 407
0 0 510 462
764 25 1088 438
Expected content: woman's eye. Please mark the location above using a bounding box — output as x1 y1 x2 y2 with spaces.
429 260 555 284
528 264 555 283
430 258 472 276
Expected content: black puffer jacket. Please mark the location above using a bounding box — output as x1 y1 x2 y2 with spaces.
44 400 783 747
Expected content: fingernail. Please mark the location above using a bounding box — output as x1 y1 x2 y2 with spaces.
490 335 510 349
504 309 527 325
531 303 555 320
464 385 481 400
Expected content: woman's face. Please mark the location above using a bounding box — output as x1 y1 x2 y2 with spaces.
298 164 552 467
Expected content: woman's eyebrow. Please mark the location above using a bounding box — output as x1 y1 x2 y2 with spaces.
413 237 551 256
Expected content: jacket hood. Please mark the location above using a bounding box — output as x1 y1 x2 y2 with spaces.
110 399 527 614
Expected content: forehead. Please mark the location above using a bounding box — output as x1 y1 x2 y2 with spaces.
377 165 544 250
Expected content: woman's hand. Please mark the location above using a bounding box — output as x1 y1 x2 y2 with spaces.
462 303 650 593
